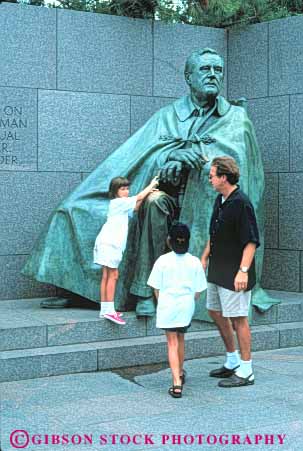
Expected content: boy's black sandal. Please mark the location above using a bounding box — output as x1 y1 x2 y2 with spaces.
168 385 183 398
180 369 187 385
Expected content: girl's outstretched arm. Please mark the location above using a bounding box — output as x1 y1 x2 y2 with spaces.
135 176 159 210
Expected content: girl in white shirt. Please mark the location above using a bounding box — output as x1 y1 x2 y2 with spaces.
94 176 158 325
148 223 207 398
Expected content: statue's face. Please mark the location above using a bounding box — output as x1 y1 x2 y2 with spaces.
186 53 224 101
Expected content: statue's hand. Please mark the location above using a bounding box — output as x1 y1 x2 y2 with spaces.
168 148 206 170
159 161 183 184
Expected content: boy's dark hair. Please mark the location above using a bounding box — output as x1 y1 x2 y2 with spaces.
169 222 190 254
108 176 130 199
211 156 240 185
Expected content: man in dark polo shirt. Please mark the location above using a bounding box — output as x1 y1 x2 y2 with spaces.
201 156 260 387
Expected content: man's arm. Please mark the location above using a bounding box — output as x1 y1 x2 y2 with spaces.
234 242 257 292
154 289 159 300
201 239 210 271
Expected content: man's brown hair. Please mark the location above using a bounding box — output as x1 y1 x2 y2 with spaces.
211 156 240 185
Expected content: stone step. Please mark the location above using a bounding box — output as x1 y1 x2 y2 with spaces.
0 322 302 382
0 291 302 352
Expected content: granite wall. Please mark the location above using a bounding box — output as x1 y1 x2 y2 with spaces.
0 4 226 300
228 19 303 292
0 4 301 300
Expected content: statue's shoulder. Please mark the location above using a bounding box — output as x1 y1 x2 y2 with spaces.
225 98 251 123
228 97 252 119
229 97 248 111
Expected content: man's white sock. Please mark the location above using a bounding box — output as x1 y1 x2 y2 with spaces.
225 350 240 369
236 359 254 380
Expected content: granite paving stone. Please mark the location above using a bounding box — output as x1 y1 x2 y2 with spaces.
135 355 298 401
63 401 301 451
1 347 303 451
1 373 141 408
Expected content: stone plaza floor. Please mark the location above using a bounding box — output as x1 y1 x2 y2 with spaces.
1 347 302 451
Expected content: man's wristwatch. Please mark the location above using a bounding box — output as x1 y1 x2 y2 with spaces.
239 266 249 273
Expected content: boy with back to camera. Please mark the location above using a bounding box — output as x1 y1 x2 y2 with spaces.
148 223 207 398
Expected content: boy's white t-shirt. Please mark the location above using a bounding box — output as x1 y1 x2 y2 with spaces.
147 251 207 328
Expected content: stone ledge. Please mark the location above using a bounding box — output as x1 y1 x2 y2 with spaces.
271 321 303 348
1 293 302 353
0 325 288 382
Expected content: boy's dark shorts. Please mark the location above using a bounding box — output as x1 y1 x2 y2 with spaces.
162 324 191 334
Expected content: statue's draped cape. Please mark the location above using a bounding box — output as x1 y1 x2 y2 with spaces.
23 95 279 320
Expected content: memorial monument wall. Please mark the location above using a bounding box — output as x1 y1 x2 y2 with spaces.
0 3 301 301
228 20 303 293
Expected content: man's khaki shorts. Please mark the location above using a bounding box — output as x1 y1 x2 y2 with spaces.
206 282 251 318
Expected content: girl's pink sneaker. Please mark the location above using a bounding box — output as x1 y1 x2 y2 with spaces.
103 312 126 325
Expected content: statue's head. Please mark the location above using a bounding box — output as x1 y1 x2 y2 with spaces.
184 48 224 102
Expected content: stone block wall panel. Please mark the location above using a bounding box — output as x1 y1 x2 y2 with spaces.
38 90 130 172
0 255 56 301
290 94 303 172
57 10 153 96
247 96 289 173
264 173 279 249
228 23 268 100
269 16 303 96
0 172 81 255
279 173 303 250
261 250 300 292
0 4 56 89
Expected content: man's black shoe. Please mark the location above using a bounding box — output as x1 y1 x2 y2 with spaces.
218 373 254 388
209 365 240 378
